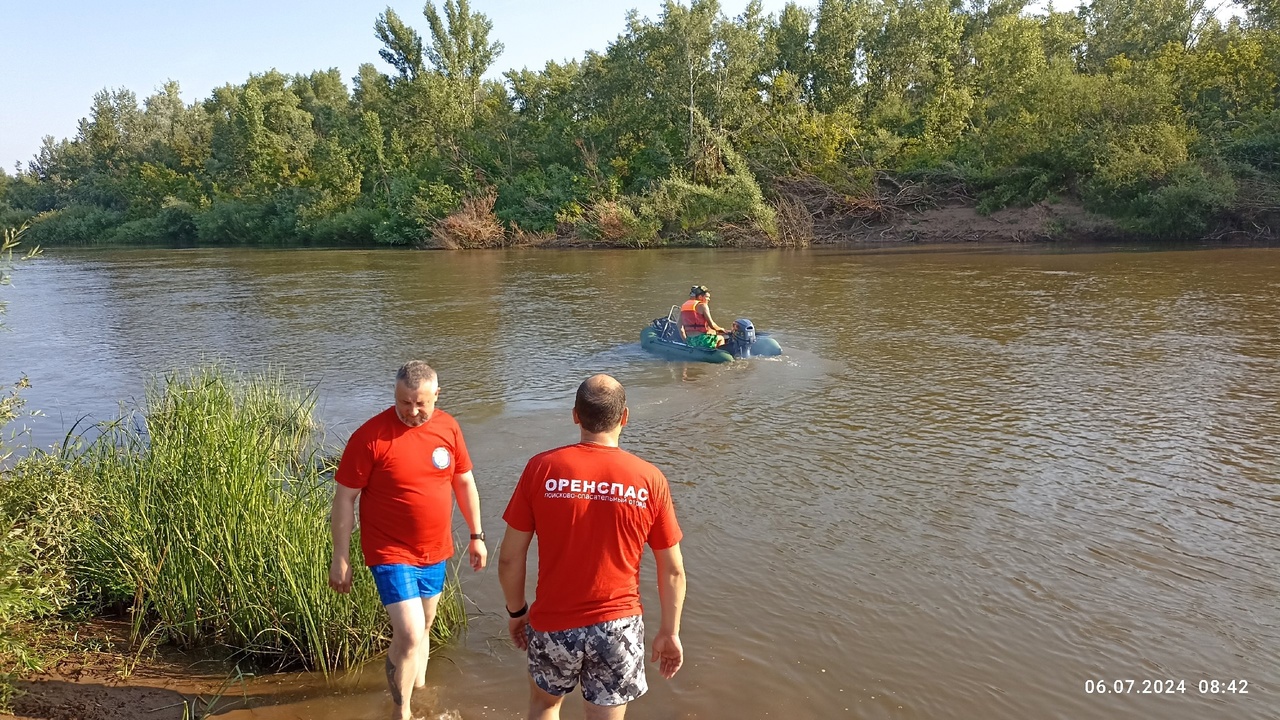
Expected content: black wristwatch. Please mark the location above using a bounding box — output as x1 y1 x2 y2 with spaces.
470 532 485 541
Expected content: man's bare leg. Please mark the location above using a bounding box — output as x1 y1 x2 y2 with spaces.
415 594 441 688
528 676 567 720
583 700 628 720
386 599 427 720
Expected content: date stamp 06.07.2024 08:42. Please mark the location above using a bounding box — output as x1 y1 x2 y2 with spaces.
1084 679 1250 695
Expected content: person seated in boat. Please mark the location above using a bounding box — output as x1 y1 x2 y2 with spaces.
680 285 727 348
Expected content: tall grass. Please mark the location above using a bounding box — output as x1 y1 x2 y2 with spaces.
0 366 465 682
79 366 466 672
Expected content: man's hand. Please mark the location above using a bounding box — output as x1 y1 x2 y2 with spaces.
651 632 683 679
508 616 530 650
328 554 352 594
468 538 488 571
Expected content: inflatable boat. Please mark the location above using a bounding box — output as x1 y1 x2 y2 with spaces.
640 308 782 363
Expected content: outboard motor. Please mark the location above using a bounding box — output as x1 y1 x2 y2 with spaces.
729 318 756 357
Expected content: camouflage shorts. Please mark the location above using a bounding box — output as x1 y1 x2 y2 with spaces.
524 615 647 706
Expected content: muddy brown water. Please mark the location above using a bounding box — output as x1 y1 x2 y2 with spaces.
2 246 1278 720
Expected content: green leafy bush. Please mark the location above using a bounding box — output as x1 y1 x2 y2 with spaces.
303 206 386 246
639 172 777 240
195 193 304 245
23 205 126 246
574 199 659 246
0 209 34 233
377 177 461 246
1123 162 1236 239
103 204 199 245
495 165 590 234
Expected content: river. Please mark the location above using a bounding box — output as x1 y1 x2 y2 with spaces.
2 246 1277 720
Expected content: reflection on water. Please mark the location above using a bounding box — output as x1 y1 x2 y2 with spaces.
2 247 1279 719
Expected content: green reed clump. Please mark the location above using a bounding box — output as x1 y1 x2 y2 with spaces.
75 366 463 672
0 452 95 712
0 517 47 710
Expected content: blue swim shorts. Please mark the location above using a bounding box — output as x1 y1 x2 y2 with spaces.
370 562 447 606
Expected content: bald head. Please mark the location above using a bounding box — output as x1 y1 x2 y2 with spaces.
575 374 626 433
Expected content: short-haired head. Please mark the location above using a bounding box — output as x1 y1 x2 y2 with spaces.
575 374 626 433
396 360 438 389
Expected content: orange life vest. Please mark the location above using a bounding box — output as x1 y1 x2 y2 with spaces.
680 299 709 335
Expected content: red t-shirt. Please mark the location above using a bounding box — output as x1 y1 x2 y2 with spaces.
336 407 473 566
503 442 682 632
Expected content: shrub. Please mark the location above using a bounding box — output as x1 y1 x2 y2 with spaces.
377 178 461 246
574 199 658 247
1224 110 1280 174
23 205 126 246
429 192 505 249
638 172 777 240
1125 163 1236 239
195 193 304 245
495 165 590 234
103 204 199 245
0 209 34 233
0 518 52 711
304 206 385 246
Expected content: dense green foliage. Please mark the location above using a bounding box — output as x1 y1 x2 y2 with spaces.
2 0 1278 245
0 366 465 706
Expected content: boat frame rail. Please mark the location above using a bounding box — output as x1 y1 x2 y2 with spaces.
657 305 684 342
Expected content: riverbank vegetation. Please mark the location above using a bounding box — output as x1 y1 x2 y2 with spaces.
0 365 465 710
1 0 1278 247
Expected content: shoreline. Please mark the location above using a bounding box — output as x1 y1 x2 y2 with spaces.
2 621 243 720
18 199 1279 252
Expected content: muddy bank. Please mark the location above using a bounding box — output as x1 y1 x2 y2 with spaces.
5 678 207 720
0 619 363 720
3 656 456 720
1 621 236 720
0 619 452 720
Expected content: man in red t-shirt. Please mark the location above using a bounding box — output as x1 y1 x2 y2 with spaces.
499 374 687 720
329 361 487 720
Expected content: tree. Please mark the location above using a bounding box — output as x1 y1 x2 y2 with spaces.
374 8 425 80
423 0 505 113
708 0 772 132
1243 0 1280 29
293 69 357 141
863 0 971 157
206 73 317 198
1081 0 1207 69
969 14 1047 106
1038 4 1086 67
811 0 875 113
768 2 815 98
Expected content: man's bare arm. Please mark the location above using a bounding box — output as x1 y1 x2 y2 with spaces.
329 484 361 593
451 470 487 570
498 526 535 649
651 543 686 678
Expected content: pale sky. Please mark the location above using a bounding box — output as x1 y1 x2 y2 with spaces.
0 0 794 172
